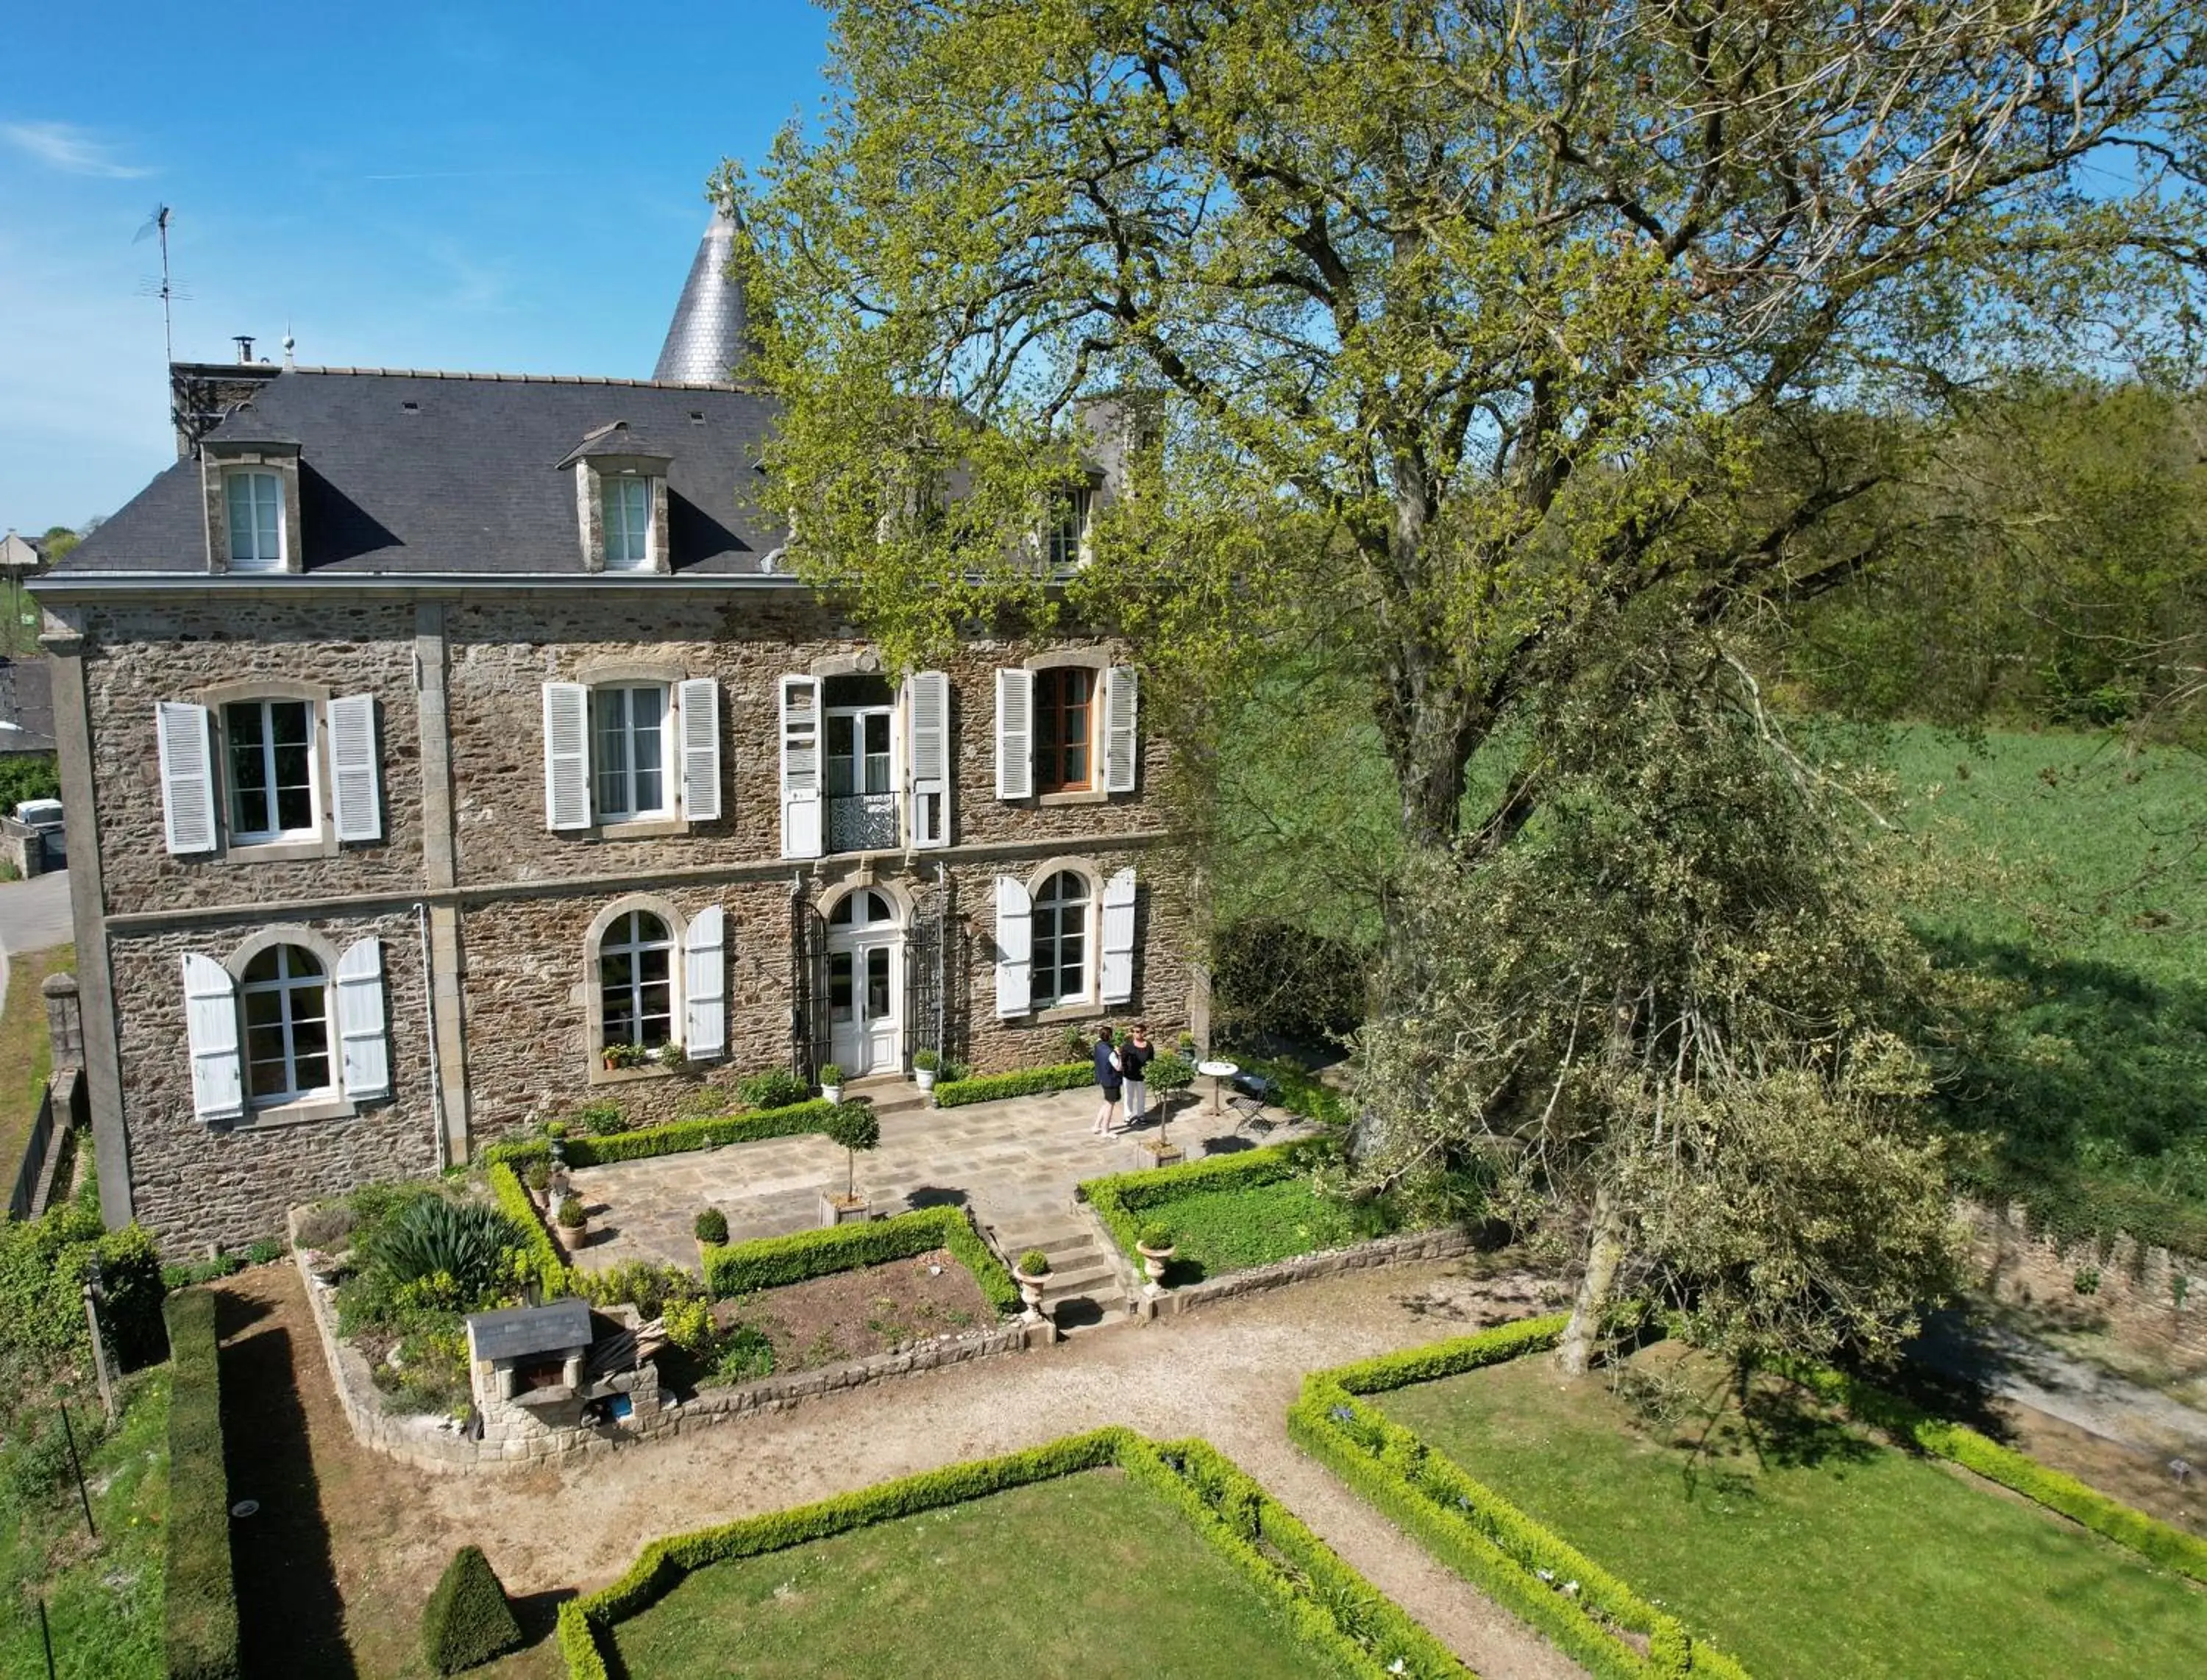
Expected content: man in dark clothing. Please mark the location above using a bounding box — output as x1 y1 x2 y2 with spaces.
1090 1025 1123 1134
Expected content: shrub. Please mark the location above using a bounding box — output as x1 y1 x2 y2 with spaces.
693 1207 729 1245
419 1544 522 1674
933 1061 1094 1108
555 1195 586 1230
819 1061 845 1086
524 1162 552 1195
243 1236 285 1266
913 1047 942 1072
570 1259 697 1322
574 1100 629 1136
715 1324 775 1383
734 1067 811 1111
662 1297 716 1354
1211 915 1373 1047
1017 1247 1051 1277
1145 1052 1196 1091
1137 1222 1173 1251
486 1161 566 1297
0 1203 166 1370
823 1101 881 1200
294 1203 355 1250
363 1197 525 1301
164 1288 239 1680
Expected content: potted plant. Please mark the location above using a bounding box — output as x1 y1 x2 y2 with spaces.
1136 1222 1177 1286
523 1161 552 1210
555 1194 589 1248
819 1062 845 1103
653 1039 686 1069
693 1206 728 1263
602 1042 649 1072
913 1047 941 1095
818 1101 879 1225
1015 1247 1053 1317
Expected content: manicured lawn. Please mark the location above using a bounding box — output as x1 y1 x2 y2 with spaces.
0 942 74 1206
609 1467 1345 1679
0 1368 168 1680
1148 1175 1379 1282
1382 1345 2206 1680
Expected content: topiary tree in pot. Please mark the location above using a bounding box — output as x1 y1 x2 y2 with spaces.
820 1101 881 1223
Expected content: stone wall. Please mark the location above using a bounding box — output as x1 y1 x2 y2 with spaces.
1961 1200 2207 1367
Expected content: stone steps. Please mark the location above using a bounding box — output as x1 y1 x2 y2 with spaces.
989 1217 1129 1331
843 1075 929 1120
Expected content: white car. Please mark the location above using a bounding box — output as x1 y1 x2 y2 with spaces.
11 798 63 830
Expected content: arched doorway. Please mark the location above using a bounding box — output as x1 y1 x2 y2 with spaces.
825 887 903 1077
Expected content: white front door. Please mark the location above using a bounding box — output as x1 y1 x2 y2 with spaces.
826 889 903 1078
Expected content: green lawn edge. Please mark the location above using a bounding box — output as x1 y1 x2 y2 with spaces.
555 1425 1472 1680
1078 1143 1304 1264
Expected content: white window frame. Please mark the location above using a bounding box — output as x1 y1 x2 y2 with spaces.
591 683 675 823
240 942 336 1108
224 469 285 572
597 907 680 1053
1045 487 1092 572
1030 869 1093 1009
222 697 321 845
603 474 653 571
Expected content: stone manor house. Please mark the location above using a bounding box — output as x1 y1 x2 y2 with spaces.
41 214 1193 1252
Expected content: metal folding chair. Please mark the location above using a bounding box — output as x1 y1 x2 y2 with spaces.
1226 1072 1279 1136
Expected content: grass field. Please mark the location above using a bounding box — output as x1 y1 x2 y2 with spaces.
608 1468 1343 1679
1382 1344 2206 1680
0 943 74 1209
1146 1175 1380 1283
0 1370 168 1680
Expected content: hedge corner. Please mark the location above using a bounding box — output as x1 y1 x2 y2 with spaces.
422 1543 525 1675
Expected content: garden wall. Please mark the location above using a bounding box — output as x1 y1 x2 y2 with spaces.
1961 1199 2206 1366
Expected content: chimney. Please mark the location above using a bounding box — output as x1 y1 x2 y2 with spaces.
233 335 255 365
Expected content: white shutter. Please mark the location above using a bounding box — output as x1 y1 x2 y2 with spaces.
156 702 218 855
678 676 722 822
1101 666 1139 794
684 904 728 1061
995 875 1032 1017
328 694 383 843
779 674 822 858
542 682 591 830
335 938 391 1102
995 668 1034 800
182 953 243 1121
908 670 950 849
1101 866 1137 1004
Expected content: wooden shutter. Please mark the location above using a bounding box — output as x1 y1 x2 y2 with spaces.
328 694 383 842
335 938 391 1101
1101 666 1139 794
542 681 591 830
678 676 722 822
994 875 1032 1017
994 668 1034 800
908 669 950 848
157 702 218 855
684 904 728 1061
182 953 243 1121
779 674 822 858
1100 866 1137 1004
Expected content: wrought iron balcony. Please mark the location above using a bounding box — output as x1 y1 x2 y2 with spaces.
827 792 898 853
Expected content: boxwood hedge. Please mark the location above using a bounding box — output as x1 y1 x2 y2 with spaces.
483 1098 835 1170
931 1061 1096 1107
421 1543 523 1674
700 1204 1020 1317
163 1287 240 1680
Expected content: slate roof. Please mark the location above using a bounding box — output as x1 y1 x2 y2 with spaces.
465 1298 592 1362
57 368 788 577
0 661 54 754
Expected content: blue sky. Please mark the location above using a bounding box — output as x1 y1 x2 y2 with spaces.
0 1 833 535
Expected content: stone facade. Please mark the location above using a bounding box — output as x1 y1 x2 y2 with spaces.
49 582 1195 1251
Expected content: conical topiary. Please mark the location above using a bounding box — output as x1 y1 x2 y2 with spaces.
421 1543 523 1674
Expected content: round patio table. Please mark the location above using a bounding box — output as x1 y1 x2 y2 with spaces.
1197 1059 1239 1118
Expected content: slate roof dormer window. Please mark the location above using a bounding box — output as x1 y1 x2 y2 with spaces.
199 403 304 575
559 420 673 574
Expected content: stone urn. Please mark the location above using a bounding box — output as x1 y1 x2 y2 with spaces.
1137 1240 1177 1287
1015 1253 1053 1319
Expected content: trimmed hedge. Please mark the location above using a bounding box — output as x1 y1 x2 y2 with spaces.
932 1060 1098 1107
486 1158 570 1297
702 1205 1020 1317
1788 1362 2207 1587
483 1098 835 1170
557 1427 1470 1680
421 1543 524 1673
163 1287 241 1680
1290 1314 1750 1680
1079 1144 1303 1265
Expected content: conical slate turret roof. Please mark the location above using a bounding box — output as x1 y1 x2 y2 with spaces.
653 208 749 384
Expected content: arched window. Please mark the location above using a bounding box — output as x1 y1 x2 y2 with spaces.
600 909 675 1048
241 944 332 1102
828 889 895 929
1031 871 1090 1008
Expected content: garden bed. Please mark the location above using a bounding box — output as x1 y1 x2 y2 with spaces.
708 1247 989 1381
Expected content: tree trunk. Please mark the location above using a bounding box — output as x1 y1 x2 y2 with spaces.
1557 1181 1627 1378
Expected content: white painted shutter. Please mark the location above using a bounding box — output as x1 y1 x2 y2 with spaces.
182 953 243 1121
779 674 822 858
908 669 950 849
994 874 1032 1017
328 694 383 843
156 702 218 855
1101 666 1139 794
678 676 722 822
1101 866 1137 1004
542 681 591 830
335 938 391 1102
683 904 728 1061
995 668 1034 800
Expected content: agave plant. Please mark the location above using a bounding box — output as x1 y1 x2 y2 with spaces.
362 1197 524 1301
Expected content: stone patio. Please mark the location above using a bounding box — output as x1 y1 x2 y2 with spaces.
563 1081 1312 1277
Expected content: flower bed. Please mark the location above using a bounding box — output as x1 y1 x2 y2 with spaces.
557 1427 1467 1680
700 1204 1020 1317
681 1248 990 1387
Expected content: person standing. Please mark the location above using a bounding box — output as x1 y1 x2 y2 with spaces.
1090 1025 1123 1135
1120 1023 1154 1128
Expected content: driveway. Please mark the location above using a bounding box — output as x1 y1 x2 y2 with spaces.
0 868 72 955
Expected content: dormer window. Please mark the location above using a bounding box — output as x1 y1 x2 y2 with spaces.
603 476 653 570
1046 488 1092 572
225 471 285 571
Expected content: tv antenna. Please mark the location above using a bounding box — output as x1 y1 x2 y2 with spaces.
133 204 177 365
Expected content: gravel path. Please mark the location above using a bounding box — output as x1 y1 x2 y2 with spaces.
1910 1311 2207 1459
243 1255 1589 1679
